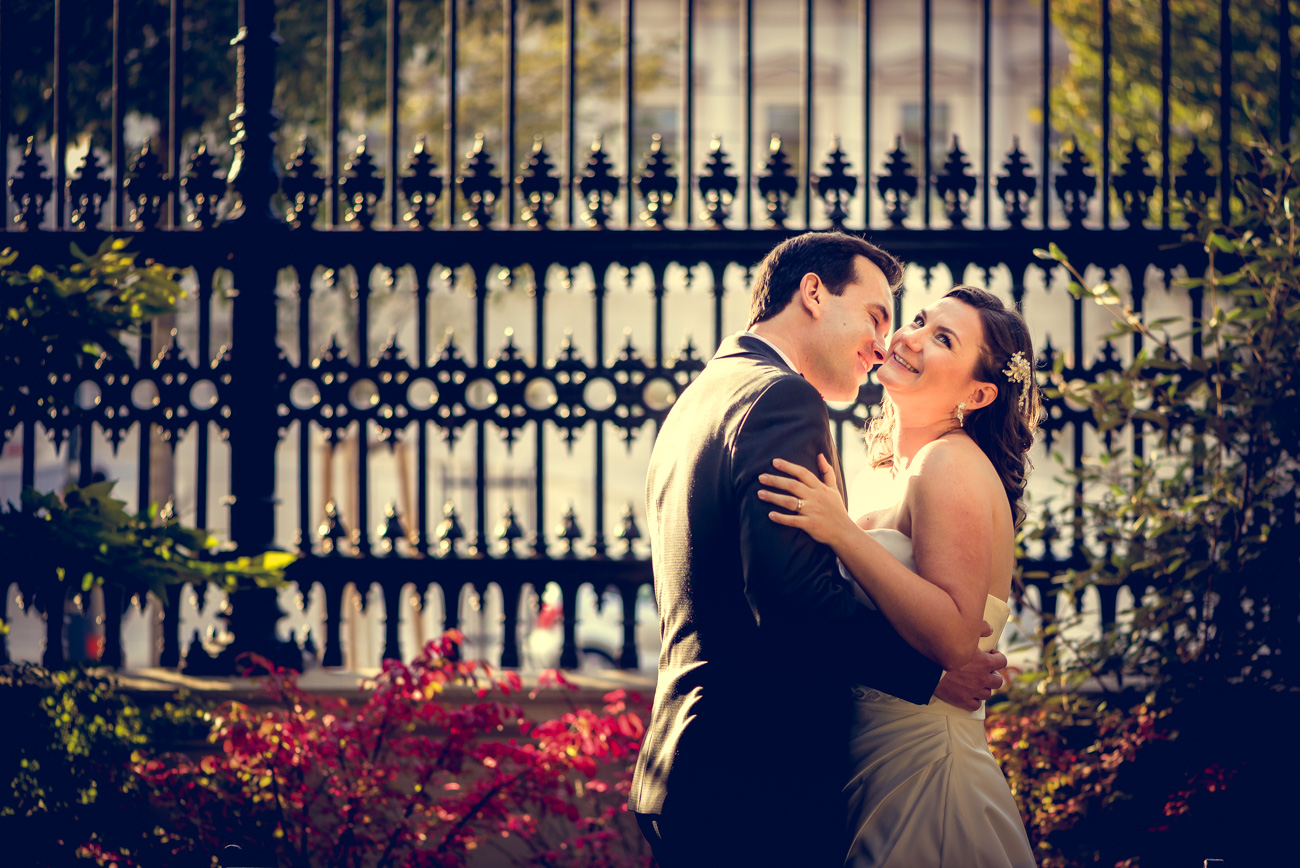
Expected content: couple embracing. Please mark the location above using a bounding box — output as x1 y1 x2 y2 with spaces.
629 232 1041 867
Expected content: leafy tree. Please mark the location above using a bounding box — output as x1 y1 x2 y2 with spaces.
1037 139 1299 694
1048 0 1299 220
0 241 294 665
6 0 666 174
1002 136 1300 865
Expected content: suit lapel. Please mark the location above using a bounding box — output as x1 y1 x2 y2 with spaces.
728 332 851 504
827 422 848 505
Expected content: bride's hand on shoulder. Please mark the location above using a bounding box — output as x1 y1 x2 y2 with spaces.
758 455 855 546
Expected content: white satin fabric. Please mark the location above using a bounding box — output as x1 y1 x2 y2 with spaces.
842 529 1036 867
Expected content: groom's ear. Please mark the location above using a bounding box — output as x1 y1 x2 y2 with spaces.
966 382 998 412
798 272 824 318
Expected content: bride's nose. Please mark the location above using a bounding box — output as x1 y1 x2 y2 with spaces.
897 327 923 352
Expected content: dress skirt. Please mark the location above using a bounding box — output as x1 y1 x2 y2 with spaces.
844 688 1037 867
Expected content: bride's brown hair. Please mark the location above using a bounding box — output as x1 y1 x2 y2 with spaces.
863 285 1045 527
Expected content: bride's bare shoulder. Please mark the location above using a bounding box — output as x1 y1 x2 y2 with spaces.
911 435 1000 497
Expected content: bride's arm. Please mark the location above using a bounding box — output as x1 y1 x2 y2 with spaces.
759 452 991 671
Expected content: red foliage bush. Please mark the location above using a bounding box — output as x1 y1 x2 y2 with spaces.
985 696 1170 868
131 631 652 868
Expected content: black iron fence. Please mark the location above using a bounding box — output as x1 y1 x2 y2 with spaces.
0 0 1294 673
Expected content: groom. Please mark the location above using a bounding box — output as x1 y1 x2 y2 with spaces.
629 232 1007 866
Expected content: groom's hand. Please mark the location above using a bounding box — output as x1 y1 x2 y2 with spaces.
931 621 1007 711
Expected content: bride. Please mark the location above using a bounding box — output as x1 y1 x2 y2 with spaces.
758 284 1040 867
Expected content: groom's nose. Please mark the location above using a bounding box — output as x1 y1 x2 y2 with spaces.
871 339 888 364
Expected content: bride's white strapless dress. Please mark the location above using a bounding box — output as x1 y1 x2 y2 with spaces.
841 529 1037 867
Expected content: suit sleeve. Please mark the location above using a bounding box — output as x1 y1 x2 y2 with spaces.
733 376 941 704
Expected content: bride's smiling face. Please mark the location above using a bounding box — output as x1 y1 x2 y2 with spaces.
876 297 991 417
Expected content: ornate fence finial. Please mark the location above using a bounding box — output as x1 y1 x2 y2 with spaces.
816 137 857 230
319 500 348 555
698 135 738 228
518 136 560 228
342 136 383 229
636 134 678 229
182 139 226 230
377 502 407 555
757 134 797 228
282 136 324 229
580 136 620 228
458 134 502 229
11 138 52 230
11 137 58 232
436 502 465 557
1175 139 1216 227
400 137 444 230
877 137 918 228
557 505 583 557
1114 140 1156 228
68 146 110 230
495 504 524 557
126 139 169 230
996 138 1036 228
617 504 641 559
935 135 976 227
1054 136 1096 229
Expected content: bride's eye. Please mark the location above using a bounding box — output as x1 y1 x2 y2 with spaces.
936 333 951 347
912 313 925 326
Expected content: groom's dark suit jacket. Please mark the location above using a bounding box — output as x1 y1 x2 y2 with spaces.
629 334 941 862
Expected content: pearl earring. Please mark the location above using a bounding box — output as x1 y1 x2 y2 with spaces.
956 402 967 427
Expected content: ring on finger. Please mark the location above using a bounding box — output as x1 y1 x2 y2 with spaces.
796 498 804 514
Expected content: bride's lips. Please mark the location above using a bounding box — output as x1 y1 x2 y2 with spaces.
891 352 919 374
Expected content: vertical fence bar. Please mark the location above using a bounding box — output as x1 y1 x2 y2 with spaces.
1219 0 1232 220
1070 291 1084 563
222 0 290 671
1101 0 1111 229
0 0 8 228
1040 0 1051 227
504 0 517 226
355 274 371 556
564 0 576 227
327 0 341 226
52 0 66 229
445 0 458 228
112 0 124 228
170 0 183 228
473 276 487 554
922 0 932 227
387 0 400 226
415 275 430 555
532 277 547 556
624 0 635 227
742 0 752 227
861 0 871 226
981 0 991 227
297 268 311 554
592 272 608 558
681 0 694 227
196 271 211 534
1280 0 1293 143
1161 0 1171 229
801 0 813 227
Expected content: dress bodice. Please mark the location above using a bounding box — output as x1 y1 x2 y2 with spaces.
845 528 1011 719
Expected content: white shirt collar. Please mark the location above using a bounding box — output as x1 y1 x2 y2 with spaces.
740 331 799 374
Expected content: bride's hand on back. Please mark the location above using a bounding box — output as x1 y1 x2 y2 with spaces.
759 455 857 547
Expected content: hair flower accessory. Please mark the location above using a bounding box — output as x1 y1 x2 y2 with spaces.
1002 350 1033 413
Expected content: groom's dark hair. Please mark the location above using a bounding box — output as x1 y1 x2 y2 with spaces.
746 232 903 328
